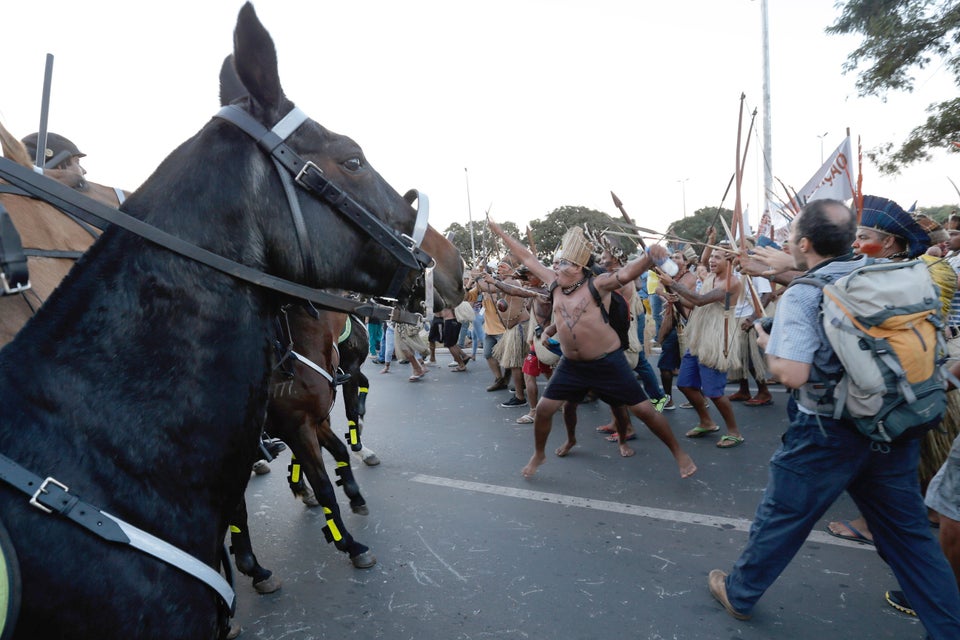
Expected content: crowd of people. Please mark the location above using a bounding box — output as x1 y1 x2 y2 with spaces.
364 199 960 639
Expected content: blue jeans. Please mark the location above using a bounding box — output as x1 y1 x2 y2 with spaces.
725 397 960 638
634 350 665 400
367 322 383 356
650 295 664 340
378 324 395 362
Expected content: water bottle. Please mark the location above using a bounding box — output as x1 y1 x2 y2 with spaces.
647 248 679 276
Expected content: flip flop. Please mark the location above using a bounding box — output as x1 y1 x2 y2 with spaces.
744 397 773 407
605 433 637 442
825 520 874 545
408 372 426 382
685 425 720 438
595 425 616 434
716 435 745 448
516 414 535 424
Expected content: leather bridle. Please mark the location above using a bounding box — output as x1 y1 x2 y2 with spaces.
0 104 434 318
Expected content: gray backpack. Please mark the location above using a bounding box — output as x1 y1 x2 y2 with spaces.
792 259 950 443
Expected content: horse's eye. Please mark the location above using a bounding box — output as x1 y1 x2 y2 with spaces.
342 157 364 172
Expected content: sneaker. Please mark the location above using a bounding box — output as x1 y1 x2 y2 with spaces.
651 396 668 413
885 590 916 616
447 361 460 367
500 396 528 408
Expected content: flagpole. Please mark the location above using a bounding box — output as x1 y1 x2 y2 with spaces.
464 167 476 263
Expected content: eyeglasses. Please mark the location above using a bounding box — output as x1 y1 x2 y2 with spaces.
557 259 575 268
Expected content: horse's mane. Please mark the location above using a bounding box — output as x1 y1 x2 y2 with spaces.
0 119 33 167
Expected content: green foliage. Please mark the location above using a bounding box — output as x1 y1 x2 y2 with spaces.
828 0 960 172
917 203 958 222
666 207 735 250
528 206 623 261
443 219 520 267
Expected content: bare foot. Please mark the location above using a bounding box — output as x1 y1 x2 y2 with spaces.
827 517 873 542
618 443 635 458
521 452 547 477
677 452 697 478
555 440 577 457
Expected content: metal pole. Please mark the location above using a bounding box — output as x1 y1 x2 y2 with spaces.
464 167 476 262
35 53 55 169
677 178 688 217
761 0 773 217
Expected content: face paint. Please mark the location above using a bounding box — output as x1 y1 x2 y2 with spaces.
853 240 884 257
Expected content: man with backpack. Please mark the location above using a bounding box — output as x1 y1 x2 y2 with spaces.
708 199 960 639
486 221 696 480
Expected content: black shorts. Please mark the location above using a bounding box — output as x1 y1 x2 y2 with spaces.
428 316 444 342
543 351 648 406
442 319 462 348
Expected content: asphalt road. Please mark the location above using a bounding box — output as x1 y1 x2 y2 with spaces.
231 350 930 640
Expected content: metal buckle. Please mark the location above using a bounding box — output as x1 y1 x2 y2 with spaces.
295 160 322 187
30 476 68 514
1 271 31 296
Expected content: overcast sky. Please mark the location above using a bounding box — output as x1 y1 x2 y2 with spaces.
3 1 957 241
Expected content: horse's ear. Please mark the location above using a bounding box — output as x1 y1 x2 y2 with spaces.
0 120 33 168
219 55 247 106
232 2 285 119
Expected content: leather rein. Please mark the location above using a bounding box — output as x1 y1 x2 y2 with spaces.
0 104 434 318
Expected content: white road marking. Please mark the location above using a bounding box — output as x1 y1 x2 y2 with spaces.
410 474 869 549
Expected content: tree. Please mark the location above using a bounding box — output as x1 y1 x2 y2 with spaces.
528 206 624 261
828 1 960 173
666 207 735 251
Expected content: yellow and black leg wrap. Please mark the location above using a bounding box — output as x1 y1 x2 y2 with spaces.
321 507 343 543
334 461 350 487
345 420 361 452
287 455 303 488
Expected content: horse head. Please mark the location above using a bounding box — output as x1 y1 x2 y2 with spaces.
199 3 462 310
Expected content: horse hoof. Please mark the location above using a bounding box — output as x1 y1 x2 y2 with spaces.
351 551 377 569
351 503 369 516
297 486 320 508
226 622 243 639
253 574 282 594
362 453 380 466
252 460 271 475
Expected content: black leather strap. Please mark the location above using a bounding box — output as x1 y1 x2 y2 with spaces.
214 106 431 272
0 206 29 294
0 452 128 544
0 157 391 318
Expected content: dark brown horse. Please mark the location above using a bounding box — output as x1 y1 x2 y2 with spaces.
0 4 462 639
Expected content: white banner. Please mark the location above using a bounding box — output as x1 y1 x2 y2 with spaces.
793 136 855 206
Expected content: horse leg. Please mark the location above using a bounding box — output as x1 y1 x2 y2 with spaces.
346 371 380 466
229 498 282 594
290 425 377 569
317 418 368 515
286 453 320 507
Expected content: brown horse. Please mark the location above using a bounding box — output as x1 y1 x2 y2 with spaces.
232 237 460 584
0 121 130 347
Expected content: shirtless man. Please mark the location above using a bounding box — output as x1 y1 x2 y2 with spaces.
488 220 696 479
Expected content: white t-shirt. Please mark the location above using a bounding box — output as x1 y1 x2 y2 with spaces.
734 274 772 318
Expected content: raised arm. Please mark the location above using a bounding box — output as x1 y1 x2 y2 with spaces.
488 220 556 284
593 246 665 293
